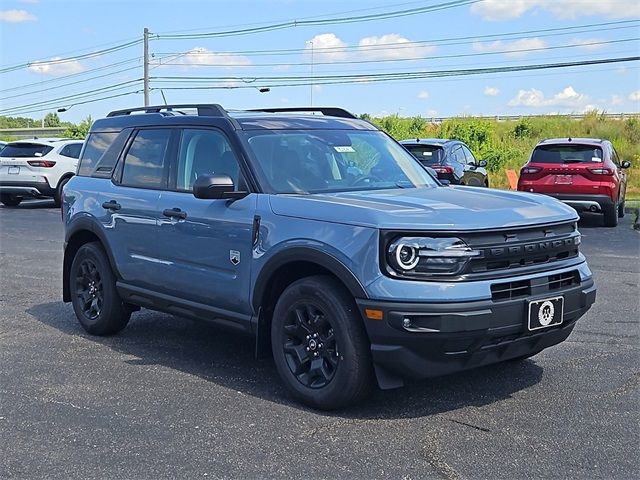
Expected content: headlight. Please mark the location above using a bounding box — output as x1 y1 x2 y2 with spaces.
387 236 481 277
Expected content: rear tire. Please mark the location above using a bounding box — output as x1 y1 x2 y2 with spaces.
603 200 619 227
54 176 71 207
69 242 131 335
0 194 22 206
271 275 374 410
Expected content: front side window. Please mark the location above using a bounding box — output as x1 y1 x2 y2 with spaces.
242 129 438 194
121 129 171 188
531 145 604 164
0 143 53 158
175 129 240 192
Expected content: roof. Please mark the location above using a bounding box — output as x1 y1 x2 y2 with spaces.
6 138 82 145
91 104 378 132
537 137 606 146
399 138 453 145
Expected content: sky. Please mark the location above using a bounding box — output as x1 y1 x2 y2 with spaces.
0 0 639 123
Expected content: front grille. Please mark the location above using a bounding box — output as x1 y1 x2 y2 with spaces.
491 269 580 302
460 222 580 277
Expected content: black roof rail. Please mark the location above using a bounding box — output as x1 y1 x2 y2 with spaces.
246 107 357 119
107 104 227 117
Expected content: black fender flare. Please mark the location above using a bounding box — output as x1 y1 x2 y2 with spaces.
251 246 368 313
62 215 120 301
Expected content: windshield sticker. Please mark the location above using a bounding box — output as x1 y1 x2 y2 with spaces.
334 146 355 153
423 151 432 156
591 157 602 162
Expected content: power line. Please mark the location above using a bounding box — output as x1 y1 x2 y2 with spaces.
154 38 639 69
0 38 143 75
156 0 481 40
153 19 639 57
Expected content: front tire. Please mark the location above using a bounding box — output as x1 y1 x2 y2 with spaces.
69 242 131 335
618 199 625 218
1 193 22 206
271 275 374 410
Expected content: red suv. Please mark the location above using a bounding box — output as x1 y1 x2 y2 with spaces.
517 138 631 227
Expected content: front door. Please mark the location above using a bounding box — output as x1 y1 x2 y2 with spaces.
155 127 256 318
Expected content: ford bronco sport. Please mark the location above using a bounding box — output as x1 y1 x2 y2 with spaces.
62 105 596 409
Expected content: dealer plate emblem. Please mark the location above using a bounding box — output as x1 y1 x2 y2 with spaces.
230 250 240 265
538 300 555 326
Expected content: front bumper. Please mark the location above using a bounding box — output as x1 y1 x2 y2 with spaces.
357 277 596 388
0 180 54 197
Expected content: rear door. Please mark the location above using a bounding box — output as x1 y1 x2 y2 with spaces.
0 142 54 184
527 144 604 195
101 128 173 289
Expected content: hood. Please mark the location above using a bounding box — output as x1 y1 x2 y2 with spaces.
269 186 579 230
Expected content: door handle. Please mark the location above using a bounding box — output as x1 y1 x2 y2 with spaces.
162 208 187 220
101 200 121 210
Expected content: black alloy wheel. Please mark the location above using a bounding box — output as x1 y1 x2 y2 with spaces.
282 302 339 389
75 258 104 320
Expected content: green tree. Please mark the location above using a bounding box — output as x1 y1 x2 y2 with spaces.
44 112 61 127
63 115 92 139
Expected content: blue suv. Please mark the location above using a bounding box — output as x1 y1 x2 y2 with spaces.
62 105 596 409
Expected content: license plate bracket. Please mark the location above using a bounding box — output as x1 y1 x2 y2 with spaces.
555 174 572 185
528 296 564 331
7 166 20 175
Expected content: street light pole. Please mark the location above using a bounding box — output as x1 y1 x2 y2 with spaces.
306 40 314 106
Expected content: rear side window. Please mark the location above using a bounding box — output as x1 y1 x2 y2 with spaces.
59 143 83 159
0 143 53 158
404 145 444 165
531 145 603 164
121 129 171 189
77 132 118 176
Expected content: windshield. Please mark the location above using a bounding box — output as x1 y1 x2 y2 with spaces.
403 144 444 165
242 129 438 194
0 143 53 158
531 145 603 164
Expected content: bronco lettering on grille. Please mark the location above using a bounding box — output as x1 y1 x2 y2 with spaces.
487 238 575 257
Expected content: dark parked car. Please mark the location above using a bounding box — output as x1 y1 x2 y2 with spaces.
517 138 631 227
62 105 595 409
400 138 489 186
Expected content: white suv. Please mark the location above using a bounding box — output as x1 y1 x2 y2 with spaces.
0 138 84 207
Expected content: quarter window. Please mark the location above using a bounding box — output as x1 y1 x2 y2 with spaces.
461 145 476 164
77 132 118 176
60 143 82 159
121 129 171 188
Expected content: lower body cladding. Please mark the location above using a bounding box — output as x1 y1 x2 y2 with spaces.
0 180 54 198
356 274 596 389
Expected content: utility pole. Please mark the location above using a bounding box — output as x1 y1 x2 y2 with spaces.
306 40 314 107
143 27 150 106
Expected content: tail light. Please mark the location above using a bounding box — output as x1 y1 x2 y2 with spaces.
521 166 541 174
27 160 56 168
433 166 453 174
588 167 614 175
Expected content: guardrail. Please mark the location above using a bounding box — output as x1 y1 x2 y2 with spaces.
0 127 67 139
418 113 638 123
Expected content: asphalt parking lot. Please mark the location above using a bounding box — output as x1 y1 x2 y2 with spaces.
1 200 638 479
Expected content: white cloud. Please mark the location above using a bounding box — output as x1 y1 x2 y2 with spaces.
426 109 438 117
610 95 623 106
508 86 588 108
0 9 36 22
417 90 429 100
28 57 84 76
629 91 640 101
484 86 500 96
170 47 251 69
306 33 348 61
473 38 546 57
471 0 640 21
357 34 435 60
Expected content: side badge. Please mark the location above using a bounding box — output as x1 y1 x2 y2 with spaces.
230 250 240 266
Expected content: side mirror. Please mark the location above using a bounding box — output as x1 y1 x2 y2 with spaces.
439 179 451 186
193 174 248 200
477 160 488 168
621 160 631 169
